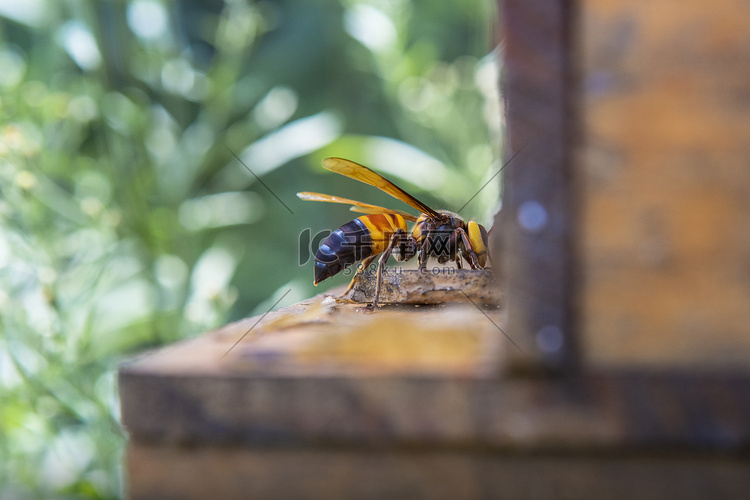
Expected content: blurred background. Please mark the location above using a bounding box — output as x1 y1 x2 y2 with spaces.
0 0 501 497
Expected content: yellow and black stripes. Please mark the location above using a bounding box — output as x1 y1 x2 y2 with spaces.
314 214 408 285
356 214 407 254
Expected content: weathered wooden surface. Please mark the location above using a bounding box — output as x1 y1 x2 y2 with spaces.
128 444 750 500
121 297 750 498
345 269 500 305
121 296 512 445
500 0 575 371
575 0 750 368
120 296 750 450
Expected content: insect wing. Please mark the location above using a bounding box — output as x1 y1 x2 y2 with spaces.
347 205 418 222
296 191 418 222
321 157 440 218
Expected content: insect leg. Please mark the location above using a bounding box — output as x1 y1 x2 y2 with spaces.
449 229 463 269
370 228 406 309
418 230 431 271
455 227 481 269
342 254 378 295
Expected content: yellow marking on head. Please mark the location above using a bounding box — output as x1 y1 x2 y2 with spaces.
467 221 487 267
411 214 429 241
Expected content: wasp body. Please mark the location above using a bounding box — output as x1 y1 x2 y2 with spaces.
299 158 490 307
314 213 409 285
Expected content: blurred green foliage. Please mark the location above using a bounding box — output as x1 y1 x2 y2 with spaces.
0 0 500 497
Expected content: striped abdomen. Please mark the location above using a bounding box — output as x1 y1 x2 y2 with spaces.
314 213 408 285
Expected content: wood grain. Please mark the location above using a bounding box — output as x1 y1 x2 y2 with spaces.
575 0 750 368
128 443 750 500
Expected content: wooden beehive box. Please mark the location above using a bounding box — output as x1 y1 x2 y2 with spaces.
120 1 750 498
500 0 750 371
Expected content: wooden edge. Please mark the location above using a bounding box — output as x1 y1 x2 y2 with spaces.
127 442 750 500
119 289 750 453
120 353 750 452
